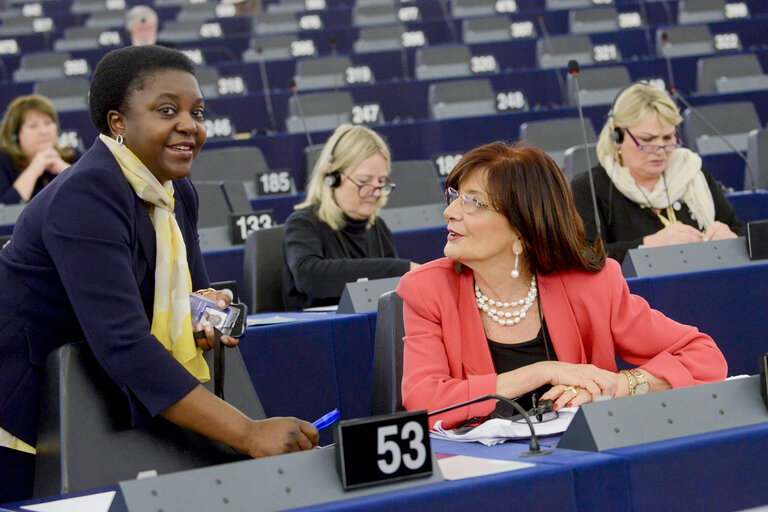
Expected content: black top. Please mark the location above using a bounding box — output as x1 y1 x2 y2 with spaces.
488 320 555 415
0 150 79 205
282 206 411 310
571 164 745 262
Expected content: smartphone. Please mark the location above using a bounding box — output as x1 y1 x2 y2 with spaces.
189 293 243 337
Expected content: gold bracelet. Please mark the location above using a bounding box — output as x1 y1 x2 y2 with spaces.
193 288 216 296
619 370 635 396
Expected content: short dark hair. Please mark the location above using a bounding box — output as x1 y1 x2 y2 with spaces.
89 45 196 135
446 142 605 275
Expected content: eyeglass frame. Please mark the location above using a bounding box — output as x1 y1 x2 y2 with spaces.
344 175 396 198
624 128 682 153
445 186 491 214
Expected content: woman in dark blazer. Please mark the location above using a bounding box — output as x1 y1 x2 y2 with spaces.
0 45 316 503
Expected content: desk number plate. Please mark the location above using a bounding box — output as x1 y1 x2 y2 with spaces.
334 410 432 490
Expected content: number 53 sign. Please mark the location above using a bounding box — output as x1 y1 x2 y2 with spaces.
334 411 432 489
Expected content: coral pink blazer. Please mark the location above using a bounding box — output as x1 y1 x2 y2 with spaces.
396 258 727 429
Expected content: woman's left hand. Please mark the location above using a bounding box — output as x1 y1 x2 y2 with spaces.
702 221 738 242
541 384 593 410
194 289 239 351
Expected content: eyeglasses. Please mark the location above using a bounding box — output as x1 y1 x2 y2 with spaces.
625 128 682 153
445 186 490 214
345 176 396 198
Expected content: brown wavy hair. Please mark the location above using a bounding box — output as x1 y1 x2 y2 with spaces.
0 94 75 172
445 142 605 274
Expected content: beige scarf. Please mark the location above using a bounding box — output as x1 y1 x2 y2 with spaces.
100 134 209 382
601 147 715 229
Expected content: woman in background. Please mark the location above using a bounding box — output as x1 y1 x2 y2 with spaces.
0 94 76 204
283 124 418 310
571 83 743 262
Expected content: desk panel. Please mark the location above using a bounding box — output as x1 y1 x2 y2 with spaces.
627 263 768 376
607 423 768 512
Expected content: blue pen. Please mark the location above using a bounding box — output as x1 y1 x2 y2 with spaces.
312 408 340 430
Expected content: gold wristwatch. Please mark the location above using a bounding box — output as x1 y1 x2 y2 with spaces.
628 369 650 395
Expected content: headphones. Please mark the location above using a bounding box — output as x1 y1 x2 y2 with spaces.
606 81 655 145
324 128 353 188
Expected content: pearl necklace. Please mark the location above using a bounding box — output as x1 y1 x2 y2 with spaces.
475 276 537 326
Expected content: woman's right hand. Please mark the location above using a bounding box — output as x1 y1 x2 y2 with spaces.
643 223 704 247
242 417 319 458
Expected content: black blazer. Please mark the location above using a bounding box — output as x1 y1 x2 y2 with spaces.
0 138 209 446
571 164 744 263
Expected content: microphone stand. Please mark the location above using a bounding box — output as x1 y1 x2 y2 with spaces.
256 47 277 133
429 394 552 457
568 59 602 239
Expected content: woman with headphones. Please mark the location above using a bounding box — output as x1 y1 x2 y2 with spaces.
571 83 743 263
0 95 77 204
282 124 419 310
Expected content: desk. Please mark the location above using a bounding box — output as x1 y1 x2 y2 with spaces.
7 423 768 511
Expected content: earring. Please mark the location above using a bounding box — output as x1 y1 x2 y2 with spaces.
511 250 520 279
115 134 124 146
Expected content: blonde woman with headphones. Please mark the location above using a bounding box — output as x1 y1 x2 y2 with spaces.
283 124 419 310
571 83 743 263
0 95 76 204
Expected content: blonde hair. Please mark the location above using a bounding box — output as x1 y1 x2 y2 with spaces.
597 83 683 165
296 124 391 230
0 94 75 171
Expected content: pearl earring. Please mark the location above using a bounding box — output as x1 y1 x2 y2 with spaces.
511 250 520 279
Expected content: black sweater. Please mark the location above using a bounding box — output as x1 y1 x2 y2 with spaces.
571 165 744 263
282 206 411 310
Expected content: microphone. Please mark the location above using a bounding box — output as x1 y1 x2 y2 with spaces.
256 47 277 133
636 0 654 55
428 394 552 457
436 0 458 43
668 86 759 192
329 34 337 56
659 32 677 93
568 59 602 241
289 79 314 148
537 16 566 103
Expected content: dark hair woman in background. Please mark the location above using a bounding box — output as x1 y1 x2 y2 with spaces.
0 94 76 204
398 142 727 429
0 45 316 503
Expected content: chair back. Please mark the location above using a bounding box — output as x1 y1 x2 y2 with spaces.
242 225 286 313
371 290 406 415
34 342 264 497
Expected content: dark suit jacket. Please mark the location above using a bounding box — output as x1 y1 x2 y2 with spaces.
0 138 208 446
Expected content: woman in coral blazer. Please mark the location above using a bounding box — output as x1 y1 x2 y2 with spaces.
397 142 727 430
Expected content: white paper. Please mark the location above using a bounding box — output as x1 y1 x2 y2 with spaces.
21 491 115 512
430 407 577 446
437 455 534 480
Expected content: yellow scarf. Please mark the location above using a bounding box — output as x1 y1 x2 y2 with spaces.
100 134 209 382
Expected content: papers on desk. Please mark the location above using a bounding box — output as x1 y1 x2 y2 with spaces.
430 407 577 446
437 455 535 480
247 316 308 326
21 491 115 512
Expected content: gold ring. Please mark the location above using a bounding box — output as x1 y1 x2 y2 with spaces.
563 386 578 395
